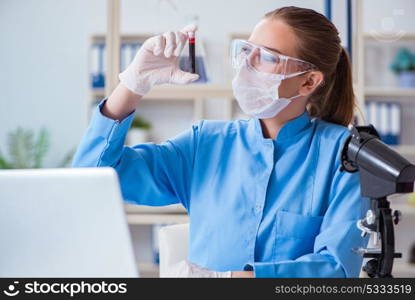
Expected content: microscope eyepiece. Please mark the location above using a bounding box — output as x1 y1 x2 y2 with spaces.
340 125 415 198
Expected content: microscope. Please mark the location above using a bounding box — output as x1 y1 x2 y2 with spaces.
340 125 415 278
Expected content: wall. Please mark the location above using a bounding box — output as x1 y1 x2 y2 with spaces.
0 0 105 167
363 0 415 34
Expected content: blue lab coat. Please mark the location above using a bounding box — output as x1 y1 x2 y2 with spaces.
72 99 369 277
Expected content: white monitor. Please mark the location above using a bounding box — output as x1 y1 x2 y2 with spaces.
0 167 138 277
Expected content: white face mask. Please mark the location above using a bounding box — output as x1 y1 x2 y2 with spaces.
232 58 305 119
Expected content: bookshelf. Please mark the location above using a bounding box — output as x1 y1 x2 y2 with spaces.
363 33 415 156
354 3 415 157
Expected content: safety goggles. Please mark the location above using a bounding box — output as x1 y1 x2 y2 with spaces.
230 39 317 78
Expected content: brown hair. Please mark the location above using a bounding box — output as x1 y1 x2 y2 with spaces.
264 6 355 126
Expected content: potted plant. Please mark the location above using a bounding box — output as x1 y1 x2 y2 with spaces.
128 115 152 145
0 127 75 169
390 48 415 88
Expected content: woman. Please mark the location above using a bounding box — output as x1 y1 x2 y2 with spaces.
72 6 369 278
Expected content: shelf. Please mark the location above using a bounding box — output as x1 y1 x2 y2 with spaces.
91 33 152 42
144 84 233 100
124 203 186 214
90 88 105 98
124 204 188 225
138 261 159 278
91 84 234 100
392 262 415 277
127 213 188 225
93 85 415 100
364 33 415 41
391 145 415 156
365 87 415 99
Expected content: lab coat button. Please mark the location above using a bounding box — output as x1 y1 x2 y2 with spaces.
255 204 262 213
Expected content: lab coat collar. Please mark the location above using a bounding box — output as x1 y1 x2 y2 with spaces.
252 110 312 143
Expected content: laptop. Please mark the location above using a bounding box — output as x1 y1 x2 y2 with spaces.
0 167 138 277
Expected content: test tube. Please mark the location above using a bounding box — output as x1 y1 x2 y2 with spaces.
188 31 196 74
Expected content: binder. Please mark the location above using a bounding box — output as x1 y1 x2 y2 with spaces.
365 100 401 145
91 43 105 88
390 103 401 145
379 102 389 143
367 100 378 129
120 43 129 72
127 43 138 66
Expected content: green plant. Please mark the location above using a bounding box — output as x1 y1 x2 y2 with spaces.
131 115 152 130
390 48 415 73
0 127 75 169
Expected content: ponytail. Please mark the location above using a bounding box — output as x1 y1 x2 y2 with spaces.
309 47 355 126
265 7 356 127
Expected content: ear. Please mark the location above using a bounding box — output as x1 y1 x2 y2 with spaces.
299 71 324 96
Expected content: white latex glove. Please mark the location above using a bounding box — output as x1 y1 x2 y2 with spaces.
119 24 200 95
164 260 231 278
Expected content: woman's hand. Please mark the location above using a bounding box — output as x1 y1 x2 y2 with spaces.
164 260 231 278
102 25 199 121
119 24 200 96
163 260 254 278
102 25 200 121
